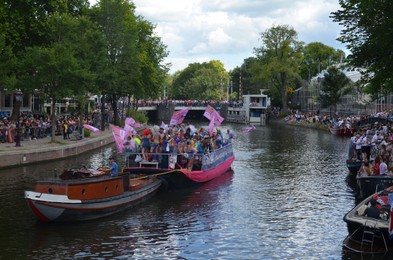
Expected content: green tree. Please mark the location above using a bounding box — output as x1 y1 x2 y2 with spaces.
230 57 269 102
319 66 352 113
17 13 95 141
254 25 303 111
90 0 139 127
172 61 229 100
91 0 168 125
131 16 169 107
2 0 89 53
331 1 393 96
300 42 345 80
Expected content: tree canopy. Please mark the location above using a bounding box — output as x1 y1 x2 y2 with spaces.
171 61 229 100
331 0 393 96
319 66 352 112
254 25 303 111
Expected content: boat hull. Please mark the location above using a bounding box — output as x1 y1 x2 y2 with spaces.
343 190 393 252
25 176 161 222
357 175 393 198
124 155 235 189
329 126 354 137
347 160 362 176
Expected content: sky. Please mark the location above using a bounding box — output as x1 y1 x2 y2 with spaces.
90 0 346 74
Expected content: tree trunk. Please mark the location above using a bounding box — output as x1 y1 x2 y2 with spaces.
51 98 56 142
111 94 119 126
280 72 288 112
100 95 106 131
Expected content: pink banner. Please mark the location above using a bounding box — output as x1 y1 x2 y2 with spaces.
208 119 215 136
110 124 124 153
170 107 190 126
203 105 224 123
83 124 101 133
241 125 256 133
125 117 141 128
124 124 136 137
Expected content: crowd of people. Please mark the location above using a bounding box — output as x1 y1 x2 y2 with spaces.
350 121 393 177
123 123 234 171
0 112 103 144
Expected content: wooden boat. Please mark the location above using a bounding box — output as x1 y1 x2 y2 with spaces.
343 187 393 253
357 174 393 198
25 169 161 222
123 143 235 189
328 125 354 137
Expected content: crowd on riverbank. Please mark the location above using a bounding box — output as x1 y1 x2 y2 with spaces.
284 110 393 130
0 112 106 144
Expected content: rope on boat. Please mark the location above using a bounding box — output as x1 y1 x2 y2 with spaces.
126 169 182 180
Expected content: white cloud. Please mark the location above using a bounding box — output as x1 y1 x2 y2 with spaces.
90 0 346 73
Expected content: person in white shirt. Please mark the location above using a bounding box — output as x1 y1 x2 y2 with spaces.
379 157 388 175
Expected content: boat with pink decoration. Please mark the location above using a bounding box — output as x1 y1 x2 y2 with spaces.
122 143 235 189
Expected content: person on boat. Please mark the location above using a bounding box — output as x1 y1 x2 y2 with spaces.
108 157 118 176
355 134 362 160
372 156 381 176
379 156 388 175
365 199 381 219
361 134 371 161
141 128 151 161
358 161 371 177
186 139 197 171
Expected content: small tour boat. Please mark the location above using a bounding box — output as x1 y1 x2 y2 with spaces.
123 143 235 189
343 187 393 253
25 169 161 222
357 174 393 198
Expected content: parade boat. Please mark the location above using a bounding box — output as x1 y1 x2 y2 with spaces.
123 143 235 190
328 125 354 137
356 174 393 198
343 187 393 253
25 169 161 222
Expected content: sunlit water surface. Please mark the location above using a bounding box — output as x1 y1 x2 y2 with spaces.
0 122 389 259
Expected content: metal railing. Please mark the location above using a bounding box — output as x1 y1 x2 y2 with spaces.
123 143 233 171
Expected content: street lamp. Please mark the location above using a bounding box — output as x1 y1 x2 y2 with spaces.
14 91 23 147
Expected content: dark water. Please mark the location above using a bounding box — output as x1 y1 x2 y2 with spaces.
0 122 389 259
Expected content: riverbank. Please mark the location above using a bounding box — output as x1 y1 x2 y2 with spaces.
0 130 114 169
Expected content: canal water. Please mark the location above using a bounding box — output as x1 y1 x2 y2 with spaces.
0 122 389 259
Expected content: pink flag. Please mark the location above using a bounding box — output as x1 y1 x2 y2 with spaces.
124 124 136 137
203 105 224 123
110 124 124 153
125 117 141 128
241 125 256 133
208 119 215 136
83 124 101 133
170 107 190 126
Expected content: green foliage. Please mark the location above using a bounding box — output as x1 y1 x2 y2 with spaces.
126 109 148 124
319 66 352 111
300 42 345 80
172 61 229 100
84 128 91 138
254 24 303 111
331 0 393 96
278 111 290 118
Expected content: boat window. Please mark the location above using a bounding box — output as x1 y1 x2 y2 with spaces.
81 189 86 195
48 188 53 194
116 184 119 190
105 187 108 192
